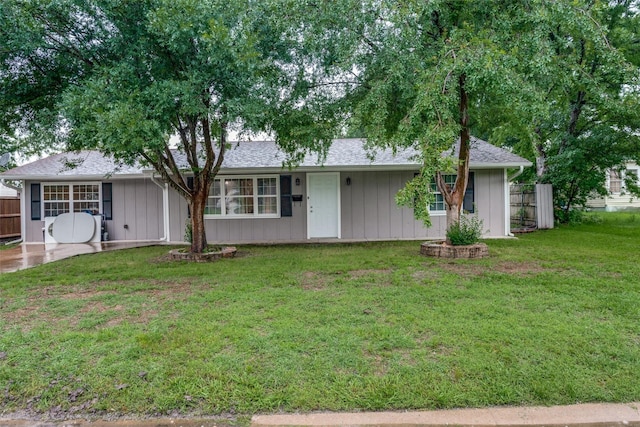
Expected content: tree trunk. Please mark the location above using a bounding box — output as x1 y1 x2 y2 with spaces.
190 188 208 253
437 73 471 244
533 126 547 179
446 203 460 231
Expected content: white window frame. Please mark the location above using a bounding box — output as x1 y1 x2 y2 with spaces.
428 174 456 216
42 182 102 218
204 175 280 219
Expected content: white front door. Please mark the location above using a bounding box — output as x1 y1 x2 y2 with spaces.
307 173 340 238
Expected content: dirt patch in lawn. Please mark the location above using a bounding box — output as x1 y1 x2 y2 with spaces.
2 280 206 331
300 271 329 290
440 261 548 277
413 260 550 282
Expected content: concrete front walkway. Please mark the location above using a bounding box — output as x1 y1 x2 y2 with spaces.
0 241 164 273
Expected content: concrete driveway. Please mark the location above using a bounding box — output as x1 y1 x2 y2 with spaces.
0 241 163 273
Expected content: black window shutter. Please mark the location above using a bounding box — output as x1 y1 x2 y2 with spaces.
102 183 113 220
31 183 41 220
463 172 475 213
280 175 292 217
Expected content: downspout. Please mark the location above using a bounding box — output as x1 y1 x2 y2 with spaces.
505 166 525 237
149 175 170 242
1 179 24 244
508 165 525 182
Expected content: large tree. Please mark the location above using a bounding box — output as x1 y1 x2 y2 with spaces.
0 0 339 252
296 0 545 231
299 0 637 231
535 1 640 217
478 1 640 218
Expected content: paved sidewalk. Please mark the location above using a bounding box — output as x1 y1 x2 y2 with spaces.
252 402 640 426
1 403 639 426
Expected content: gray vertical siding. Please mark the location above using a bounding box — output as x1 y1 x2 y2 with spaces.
169 169 509 244
23 168 509 243
168 185 189 243
474 169 506 237
107 179 163 241
340 169 507 240
23 178 163 243
340 170 430 240
23 182 42 242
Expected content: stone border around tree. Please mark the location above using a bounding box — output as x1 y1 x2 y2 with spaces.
420 242 489 259
169 246 237 261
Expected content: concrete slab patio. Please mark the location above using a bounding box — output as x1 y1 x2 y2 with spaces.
0 241 163 273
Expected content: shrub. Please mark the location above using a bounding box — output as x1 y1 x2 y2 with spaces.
446 215 484 246
554 207 585 224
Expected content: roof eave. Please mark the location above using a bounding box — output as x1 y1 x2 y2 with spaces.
3 161 532 180
213 162 532 174
0 173 148 181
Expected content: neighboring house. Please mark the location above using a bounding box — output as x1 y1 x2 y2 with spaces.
0 138 532 244
0 182 17 197
587 162 640 211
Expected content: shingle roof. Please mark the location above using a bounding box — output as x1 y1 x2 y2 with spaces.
1 137 531 180
0 151 141 180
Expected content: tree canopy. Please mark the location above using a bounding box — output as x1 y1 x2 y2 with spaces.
3 0 640 244
475 0 640 217
0 0 342 251
303 0 640 224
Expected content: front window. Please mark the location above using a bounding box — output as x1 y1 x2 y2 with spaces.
205 175 280 218
430 175 456 213
43 183 100 217
43 184 70 217
429 173 475 214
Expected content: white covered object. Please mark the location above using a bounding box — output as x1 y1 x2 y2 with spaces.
45 213 101 243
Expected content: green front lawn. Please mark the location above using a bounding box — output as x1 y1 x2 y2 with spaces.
1 212 639 421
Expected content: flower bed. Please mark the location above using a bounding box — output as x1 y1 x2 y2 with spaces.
169 246 237 261
420 241 489 259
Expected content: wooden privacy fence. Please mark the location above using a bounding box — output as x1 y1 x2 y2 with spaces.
0 197 21 239
510 183 554 231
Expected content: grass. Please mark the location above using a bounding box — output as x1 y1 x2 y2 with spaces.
1 212 640 422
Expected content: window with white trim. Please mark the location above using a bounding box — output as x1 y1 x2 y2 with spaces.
430 175 456 213
205 175 280 218
43 183 101 217
429 173 475 214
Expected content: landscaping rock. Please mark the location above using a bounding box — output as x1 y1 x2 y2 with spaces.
420 242 489 259
169 246 237 262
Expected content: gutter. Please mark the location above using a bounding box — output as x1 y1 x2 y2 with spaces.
0 178 22 193
149 175 170 242
508 165 525 182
